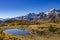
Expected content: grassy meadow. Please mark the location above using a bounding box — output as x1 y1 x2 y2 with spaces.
0 20 60 40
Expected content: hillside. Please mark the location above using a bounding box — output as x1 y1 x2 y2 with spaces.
6 8 60 22
0 8 60 40
0 8 60 24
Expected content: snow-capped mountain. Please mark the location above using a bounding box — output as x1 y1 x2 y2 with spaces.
1 8 60 22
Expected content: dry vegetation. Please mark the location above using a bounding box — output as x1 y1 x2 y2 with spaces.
0 19 60 40
0 29 21 40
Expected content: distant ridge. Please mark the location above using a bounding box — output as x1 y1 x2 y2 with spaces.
11 8 60 22
1 8 60 22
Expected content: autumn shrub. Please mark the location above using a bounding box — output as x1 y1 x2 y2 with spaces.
31 29 36 34
48 25 57 33
0 37 3 40
0 30 5 40
35 30 45 35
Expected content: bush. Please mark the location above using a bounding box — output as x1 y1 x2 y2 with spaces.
48 25 57 33
0 37 3 40
36 30 45 35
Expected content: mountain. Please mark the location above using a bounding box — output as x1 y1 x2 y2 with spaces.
23 13 37 21
13 13 37 21
0 18 3 20
1 8 60 22
47 8 60 21
0 18 3 23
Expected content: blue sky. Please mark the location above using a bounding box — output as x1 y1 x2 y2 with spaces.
0 0 60 18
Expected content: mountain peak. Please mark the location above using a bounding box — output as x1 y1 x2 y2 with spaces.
56 9 60 12
0 8 60 22
50 8 56 12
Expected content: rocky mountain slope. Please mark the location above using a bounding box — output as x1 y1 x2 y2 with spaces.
11 8 60 22
1 8 60 22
